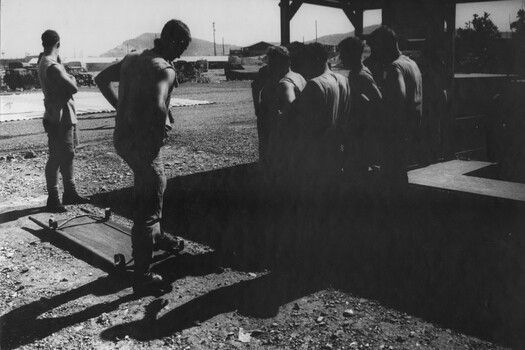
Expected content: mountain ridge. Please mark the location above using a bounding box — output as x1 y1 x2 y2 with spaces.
100 24 381 57
100 33 238 57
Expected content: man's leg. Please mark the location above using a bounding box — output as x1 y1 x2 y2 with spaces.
127 147 173 293
43 120 66 213
60 124 89 205
140 149 180 252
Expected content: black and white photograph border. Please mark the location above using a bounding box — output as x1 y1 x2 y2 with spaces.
1 0 525 349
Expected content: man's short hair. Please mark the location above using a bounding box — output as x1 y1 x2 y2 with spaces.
369 26 398 47
161 19 191 44
338 37 364 58
304 43 329 64
287 42 306 70
266 45 290 67
287 41 305 56
41 30 60 48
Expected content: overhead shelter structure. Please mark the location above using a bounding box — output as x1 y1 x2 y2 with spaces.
279 0 505 68
279 0 509 161
279 0 505 42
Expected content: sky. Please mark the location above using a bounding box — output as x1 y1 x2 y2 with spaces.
1 0 523 59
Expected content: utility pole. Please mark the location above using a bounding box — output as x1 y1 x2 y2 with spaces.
315 20 318 42
222 37 225 55
213 22 217 56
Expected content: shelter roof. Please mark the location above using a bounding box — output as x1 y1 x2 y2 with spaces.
300 0 505 10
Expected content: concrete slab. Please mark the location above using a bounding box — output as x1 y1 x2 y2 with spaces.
408 160 525 202
0 91 214 122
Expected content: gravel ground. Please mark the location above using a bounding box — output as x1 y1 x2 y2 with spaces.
0 81 515 349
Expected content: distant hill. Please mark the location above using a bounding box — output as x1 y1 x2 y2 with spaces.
101 33 238 57
101 25 381 57
307 24 381 45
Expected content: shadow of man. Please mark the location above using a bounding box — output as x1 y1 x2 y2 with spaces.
100 267 327 341
0 276 133 350
0 206 46 225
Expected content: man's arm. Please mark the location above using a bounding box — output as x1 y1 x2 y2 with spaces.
251 81 261 117
251 66 268 117
361 74 382 102
150 68 177 146
383 66 405 132
95 61 122 109
277 81 297 117
48 64 78 96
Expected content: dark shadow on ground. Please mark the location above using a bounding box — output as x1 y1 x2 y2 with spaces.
80 125 115 131
89 163 525 348
78 114 116 121
0 131 46 140
3 227 227 349
0 276 133 350
101 268 326 342
0 206 45 224
91 163 265 271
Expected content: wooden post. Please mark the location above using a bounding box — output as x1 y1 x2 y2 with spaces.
342 4 364 38
354 7 364 38
280 0 291 45
381 0 394 27
443 1 456 160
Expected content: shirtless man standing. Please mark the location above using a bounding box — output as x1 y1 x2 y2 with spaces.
37 30 89 213
96 20 191 294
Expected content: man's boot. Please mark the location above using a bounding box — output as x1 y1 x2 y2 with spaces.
131 225 171 295
153 230 184 254
46 190 67 213
63 184 90 205
132 271 171 295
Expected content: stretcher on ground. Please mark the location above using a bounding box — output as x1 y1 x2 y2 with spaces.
29 208 183 273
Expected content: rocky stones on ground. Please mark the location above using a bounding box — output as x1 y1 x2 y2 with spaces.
343 309 355 317
24 150 37 159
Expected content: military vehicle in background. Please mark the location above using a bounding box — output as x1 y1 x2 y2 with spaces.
174 59 210 84
174 60 196 83
224 62 258 81
2 60 94 90
3 62 40 90
64 61 94 87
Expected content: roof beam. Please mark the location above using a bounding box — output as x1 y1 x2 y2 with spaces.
300 0 505 11
302 0 383 11
341 3 364 37
288 0 303 20
302 0 343 9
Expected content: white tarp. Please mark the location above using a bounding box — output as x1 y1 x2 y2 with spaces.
0 92 214 122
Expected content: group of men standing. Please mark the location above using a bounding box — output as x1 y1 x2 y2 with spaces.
36 20 422 295
253 26 423 198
